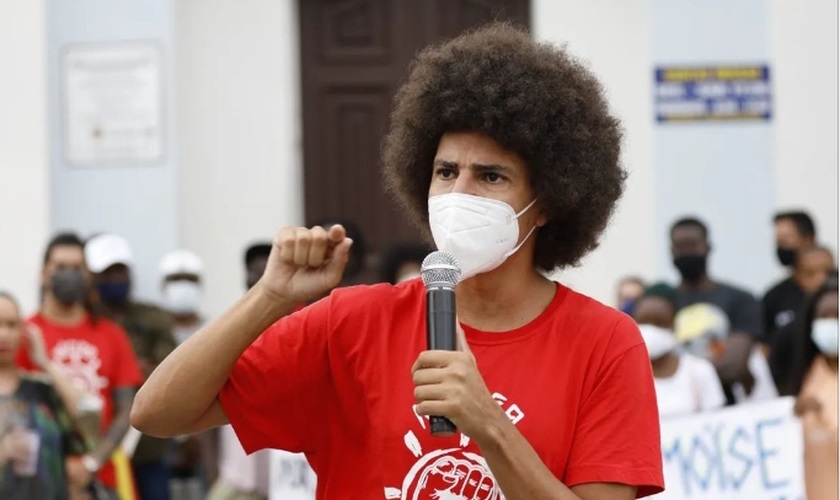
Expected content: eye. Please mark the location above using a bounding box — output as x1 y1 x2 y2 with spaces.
484 172 505 183
435 166 456 180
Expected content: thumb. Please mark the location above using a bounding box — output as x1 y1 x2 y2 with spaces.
455 320 472 357
327 224 347 243
325 237 353 275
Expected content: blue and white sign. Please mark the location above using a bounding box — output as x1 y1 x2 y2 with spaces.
653 397 804 499
655 65 772 122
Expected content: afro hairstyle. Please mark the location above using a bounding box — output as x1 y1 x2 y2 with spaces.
382 22 625 271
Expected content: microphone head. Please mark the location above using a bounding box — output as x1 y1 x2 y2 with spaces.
420 251 461 288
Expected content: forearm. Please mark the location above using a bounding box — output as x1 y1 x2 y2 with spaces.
131 286 295 436
90 407 131 465
477 416 579 500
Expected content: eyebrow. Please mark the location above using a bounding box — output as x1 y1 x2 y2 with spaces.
433 159 514 174
473 163 513 175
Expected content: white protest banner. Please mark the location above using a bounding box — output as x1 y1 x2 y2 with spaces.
269 450 317 500
653 396 804 500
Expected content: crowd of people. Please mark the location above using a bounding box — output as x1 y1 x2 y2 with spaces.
1 217 835 500
618 210 838 499
0 227 433 499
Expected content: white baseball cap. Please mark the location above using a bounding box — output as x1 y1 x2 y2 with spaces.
85 234 133 273
159 249 204 277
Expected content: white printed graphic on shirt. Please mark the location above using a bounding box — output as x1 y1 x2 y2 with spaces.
384 392 524 500
51 339 108 394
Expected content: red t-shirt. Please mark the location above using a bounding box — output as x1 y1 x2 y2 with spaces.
16 312 143 488
220 279 664 499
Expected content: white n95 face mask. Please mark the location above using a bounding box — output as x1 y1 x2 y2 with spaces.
638 324 678 359
428 193 537 281
811 318 839 356
163 281 202 315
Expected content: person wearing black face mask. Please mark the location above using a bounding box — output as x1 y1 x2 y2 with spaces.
15 232 144 499
761 211 819 346
50 267 88 306
767 247 835 393
85 233 178 500
670 217 764 406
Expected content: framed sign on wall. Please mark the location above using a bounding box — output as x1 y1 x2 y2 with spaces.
62 40 165 167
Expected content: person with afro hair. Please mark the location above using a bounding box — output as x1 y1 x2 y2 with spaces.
133 22 664 499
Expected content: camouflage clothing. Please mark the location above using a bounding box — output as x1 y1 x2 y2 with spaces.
117 302 177 367
108 302 177 465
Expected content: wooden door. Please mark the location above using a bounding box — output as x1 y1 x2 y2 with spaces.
299 0 530 276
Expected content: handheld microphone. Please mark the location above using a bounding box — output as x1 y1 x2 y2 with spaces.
420 251 461 437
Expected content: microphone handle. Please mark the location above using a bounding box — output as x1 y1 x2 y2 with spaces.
426 287 457 437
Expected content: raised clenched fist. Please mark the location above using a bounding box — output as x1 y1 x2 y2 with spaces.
256 224 354 306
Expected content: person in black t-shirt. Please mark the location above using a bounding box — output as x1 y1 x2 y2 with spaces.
768 255 837 394
669 217 763 405
762 211 818 343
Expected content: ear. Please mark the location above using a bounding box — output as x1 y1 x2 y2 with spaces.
534 202 548 228
536 211 548 228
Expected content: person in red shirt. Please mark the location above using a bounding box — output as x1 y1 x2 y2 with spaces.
133 23 664 499
17 232 143 498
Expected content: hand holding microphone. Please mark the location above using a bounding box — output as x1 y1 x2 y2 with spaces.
413 251 509 443
419 251 461 436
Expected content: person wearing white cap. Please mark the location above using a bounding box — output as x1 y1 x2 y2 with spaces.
159 250 205 345
85 233 135 307
85 233 177 377
85 233 178 500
